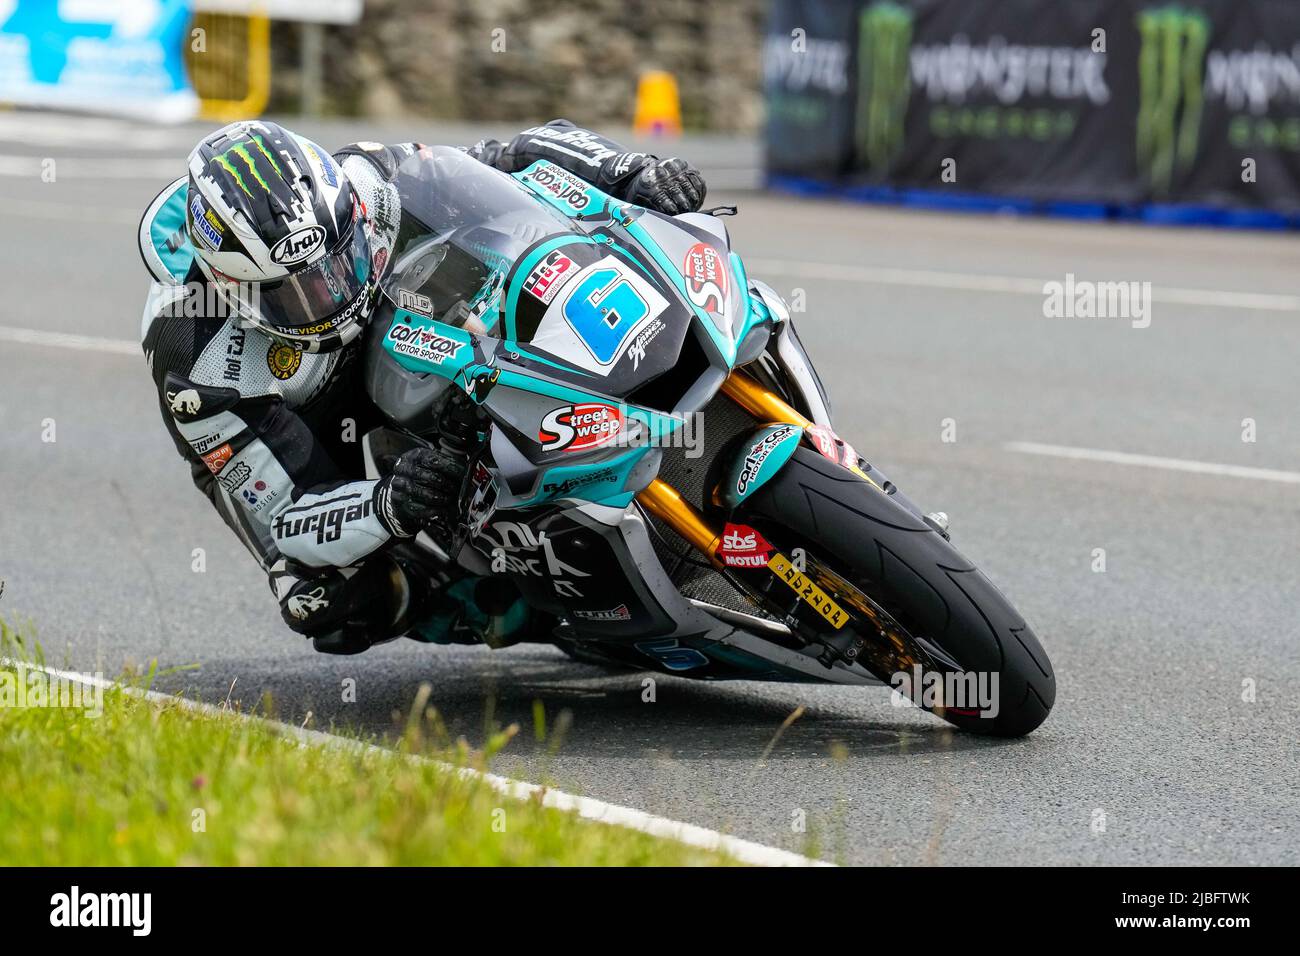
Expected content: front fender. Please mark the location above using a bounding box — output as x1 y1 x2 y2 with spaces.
710 422 804 511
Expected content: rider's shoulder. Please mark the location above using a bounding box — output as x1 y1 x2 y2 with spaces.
143 293 268 395
139 176 194 285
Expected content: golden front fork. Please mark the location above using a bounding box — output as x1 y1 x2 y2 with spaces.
635 370 810 563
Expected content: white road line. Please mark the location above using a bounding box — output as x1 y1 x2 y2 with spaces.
0 153 181 179
0 112 196 149
9 662 831 868
0 325 139 356
1005 441 1300 485
747 258 1300 313
4 196 141 223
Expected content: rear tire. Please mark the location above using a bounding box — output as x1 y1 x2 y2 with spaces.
737 447 1055 737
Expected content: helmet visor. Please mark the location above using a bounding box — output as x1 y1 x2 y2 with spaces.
223 214 372 339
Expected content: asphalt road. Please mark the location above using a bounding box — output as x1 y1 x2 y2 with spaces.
0 112 1296 865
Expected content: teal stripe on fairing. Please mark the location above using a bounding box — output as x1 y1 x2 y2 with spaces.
729 253 763 346
507 449 645 509
500 339 591 375
623 219 738 367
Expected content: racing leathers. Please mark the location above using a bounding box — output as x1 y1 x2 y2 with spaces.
138 120 706 653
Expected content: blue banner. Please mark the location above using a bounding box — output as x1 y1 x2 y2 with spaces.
0 0 197 121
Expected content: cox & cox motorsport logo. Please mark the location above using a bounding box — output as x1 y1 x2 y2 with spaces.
386 322 464 365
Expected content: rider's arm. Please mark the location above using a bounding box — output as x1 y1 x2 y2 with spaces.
465 119 674 203
143 312 402 571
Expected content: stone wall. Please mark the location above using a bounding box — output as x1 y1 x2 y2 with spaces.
268 0 766 131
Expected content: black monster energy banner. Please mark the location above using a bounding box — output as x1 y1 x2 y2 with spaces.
764 0 1300 218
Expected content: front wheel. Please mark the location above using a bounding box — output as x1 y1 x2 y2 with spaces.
732 447 1055 737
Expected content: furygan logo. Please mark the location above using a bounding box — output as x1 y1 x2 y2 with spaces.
272 498 372 544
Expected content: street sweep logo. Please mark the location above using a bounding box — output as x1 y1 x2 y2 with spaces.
50 887 151 936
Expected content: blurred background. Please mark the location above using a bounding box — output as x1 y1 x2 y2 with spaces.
0 0 1297 865
4 0 1299 218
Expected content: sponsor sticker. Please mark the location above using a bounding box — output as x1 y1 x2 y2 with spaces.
804 424 868 478
717 522 772 568
386 322 464 365
683 242 729 312
466 462 498 537
523 250 577 304
524 165 593 211
542 466 618 497
626 317 666 370
767 553 848 629
167 388 201 417
217 460 251 492
573 604 632 622
538 403 624 452
240 479 279 513
302 142 338 188
270 225 326 266
737 425 798 495
189 195 222 251
201 443 234 475
397 289 433 316
267 342 302 380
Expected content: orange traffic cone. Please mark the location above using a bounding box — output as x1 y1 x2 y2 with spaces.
633 70 683 137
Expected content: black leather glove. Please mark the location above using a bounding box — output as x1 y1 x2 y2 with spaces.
629 157 706 215
375 447 466 538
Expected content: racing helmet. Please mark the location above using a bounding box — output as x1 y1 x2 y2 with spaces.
185 121 374 352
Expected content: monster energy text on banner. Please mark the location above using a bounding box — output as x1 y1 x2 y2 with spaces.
854 0 1110 174
766 0 1300 219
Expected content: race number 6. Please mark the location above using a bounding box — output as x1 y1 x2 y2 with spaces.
563 267 649 364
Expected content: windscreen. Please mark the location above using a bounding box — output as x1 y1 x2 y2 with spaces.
379 146 579 335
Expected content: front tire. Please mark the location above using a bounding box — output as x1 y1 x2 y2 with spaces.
736 447 1055 737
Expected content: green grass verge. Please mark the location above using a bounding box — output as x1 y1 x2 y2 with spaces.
0 656 735 866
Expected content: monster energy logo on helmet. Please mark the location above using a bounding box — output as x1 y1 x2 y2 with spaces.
211 132 285 198
856 1 914 172
1135 5 1210 194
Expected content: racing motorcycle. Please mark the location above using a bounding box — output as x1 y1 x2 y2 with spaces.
359 147 1055 737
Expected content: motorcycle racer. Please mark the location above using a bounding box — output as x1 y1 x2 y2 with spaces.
138 119 706 654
